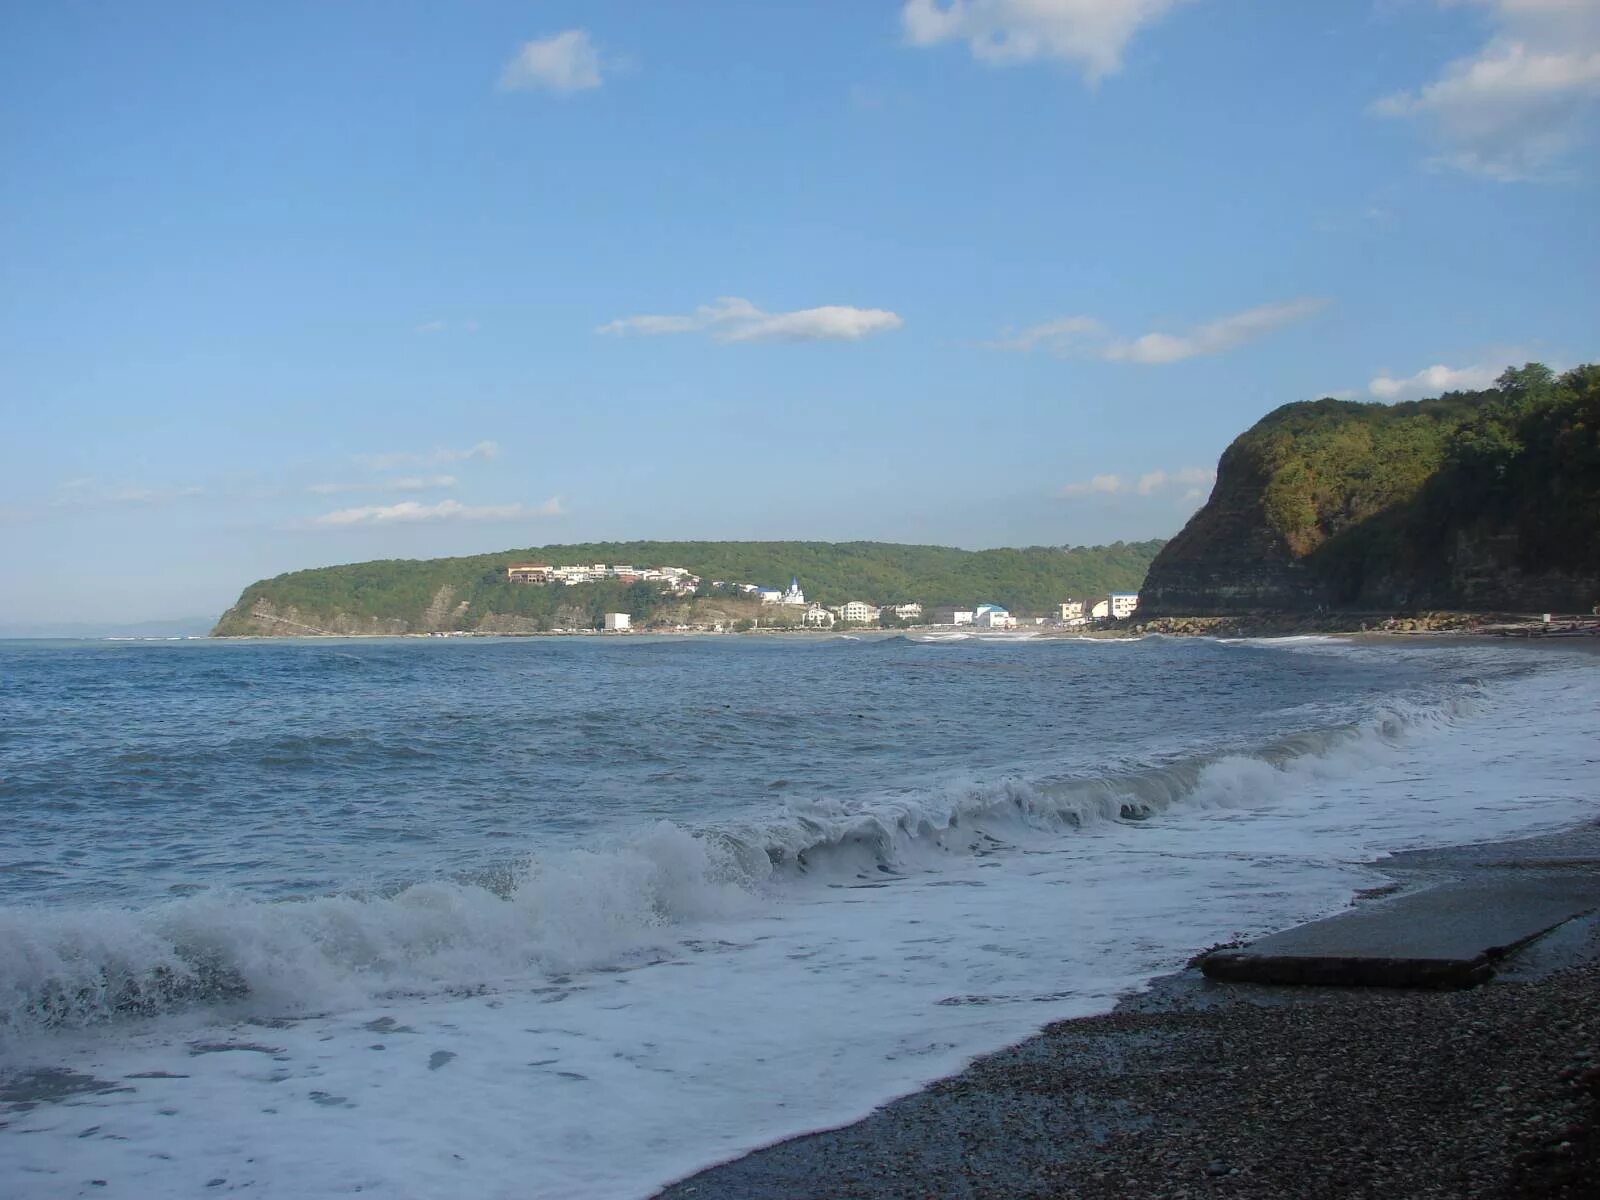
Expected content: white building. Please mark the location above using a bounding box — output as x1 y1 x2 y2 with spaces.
757 588 785 605
603 612 631 631
1110 592 1139 619
836 600 880 625
1091 599 1111 620
803 604 834 628
887 603 922 621
931 606 974 625
973 603 1016 630
782 577 805 606
1058 599 1085 622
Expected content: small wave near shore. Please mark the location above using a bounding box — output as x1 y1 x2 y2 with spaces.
1 688 1480 1034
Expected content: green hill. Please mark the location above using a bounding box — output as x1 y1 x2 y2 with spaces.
213 539 1165 636
1141 363 1600 614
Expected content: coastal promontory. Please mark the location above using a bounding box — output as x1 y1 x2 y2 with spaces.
1141 363 1600 616
211 540 1161 636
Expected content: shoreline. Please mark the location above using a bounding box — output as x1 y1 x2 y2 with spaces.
193 609 1600 643
655 823 1600 1199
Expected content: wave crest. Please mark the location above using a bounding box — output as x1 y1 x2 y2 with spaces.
0 693 1473 1033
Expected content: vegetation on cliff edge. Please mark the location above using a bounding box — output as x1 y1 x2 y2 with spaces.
1146 363 1600 611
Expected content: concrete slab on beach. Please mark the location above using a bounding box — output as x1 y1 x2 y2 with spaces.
1201 871 1600 988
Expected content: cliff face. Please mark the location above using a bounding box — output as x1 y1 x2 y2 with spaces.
211 590 456 637
1141 364 1600 615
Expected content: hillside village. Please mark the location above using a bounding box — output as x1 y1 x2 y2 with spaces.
504 560 1138 633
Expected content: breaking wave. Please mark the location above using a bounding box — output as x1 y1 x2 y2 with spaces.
0 690 1477 1034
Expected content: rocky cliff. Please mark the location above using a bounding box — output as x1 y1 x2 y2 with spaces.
1141 363 1600 615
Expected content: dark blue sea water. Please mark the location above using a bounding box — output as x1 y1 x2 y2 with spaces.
1 634 1447 905
1 633 1594 1199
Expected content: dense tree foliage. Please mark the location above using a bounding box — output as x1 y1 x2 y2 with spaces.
215 539 1165 634
1146 363 1600 611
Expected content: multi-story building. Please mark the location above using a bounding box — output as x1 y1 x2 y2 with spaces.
1058 599 1085 622
603 612 632 631
836 600 880 625
506 563 551 584
931 606 974 625
1110 592 1139 619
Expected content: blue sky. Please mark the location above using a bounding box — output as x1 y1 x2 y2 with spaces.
2 0 1596 623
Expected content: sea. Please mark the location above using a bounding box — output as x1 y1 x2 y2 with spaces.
1 632 1596 1199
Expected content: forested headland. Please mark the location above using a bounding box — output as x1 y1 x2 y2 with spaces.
1141 363 1600 614
212 540 1164 636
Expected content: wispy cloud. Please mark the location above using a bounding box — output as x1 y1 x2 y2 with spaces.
1370 1 1600 180
307 475 458 496
414 319 479 335
598 297 903 344
1057 473 1126 498
988 315 1109 353
50 479 205 510
1135 466 1213 496
310 497 564 528
499 30 604 94
1367 362 1500 400
355 441 501 471
1058 465 1214 502
1104 299 1328 364
900 0 1190 83
994 299 1326 364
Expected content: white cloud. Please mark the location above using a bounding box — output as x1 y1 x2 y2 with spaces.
1104 299 1328 364
310 497 564 528
995 299 1326 364
307 475 458 496
1367 362 1500 400
1058 465 1214 502
356 441 501 471
1136 466 1213 495
598 297 904 344
1057 473 1125 498
1371 1 1600 179
499 30 604 94
986 315 1108 353
414 319 479 335
901 0 1189 82
51 480 205 509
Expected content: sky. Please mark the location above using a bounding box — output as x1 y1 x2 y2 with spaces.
1 0 1597 624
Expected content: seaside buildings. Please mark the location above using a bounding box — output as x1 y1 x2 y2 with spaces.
833 600 880 625
503 559 1137 632
803 604 834 628
973 603 1016 630
603 613 631 631
506 562 700 593
759 578 806 606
